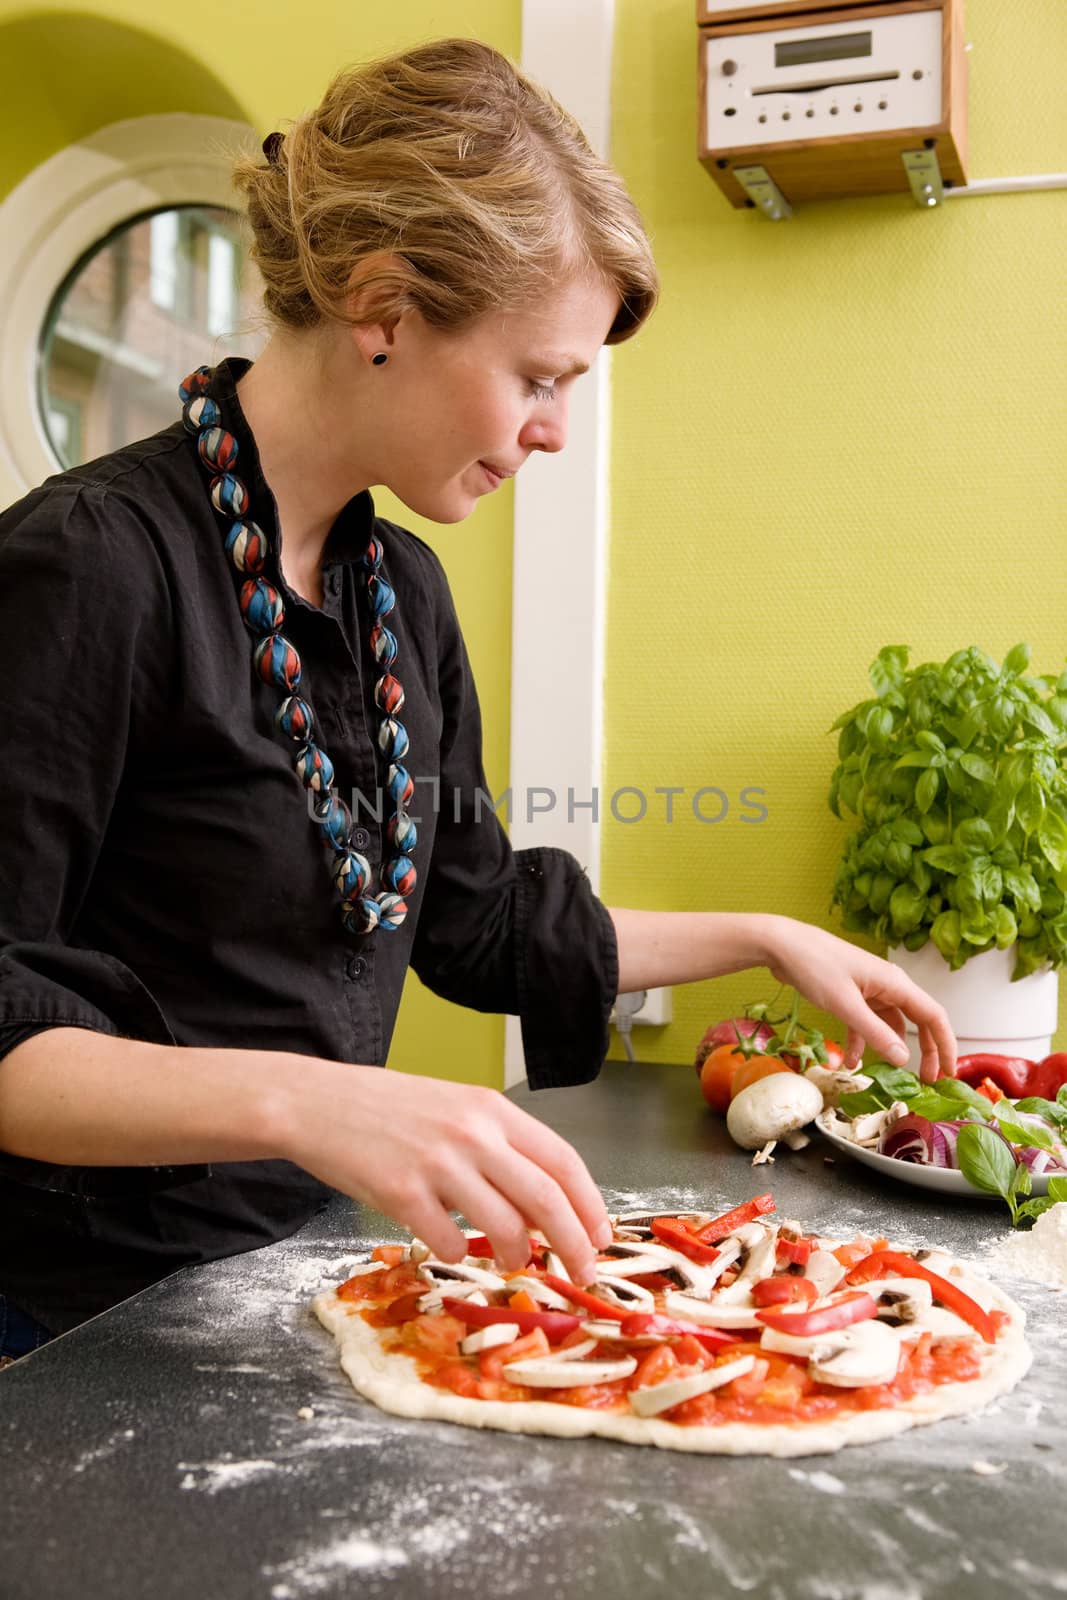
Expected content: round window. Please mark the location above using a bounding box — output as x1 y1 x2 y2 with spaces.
38 205 265 470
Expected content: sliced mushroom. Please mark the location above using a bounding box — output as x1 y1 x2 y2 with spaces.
460 1322 520 1355
600 1240 722 1298
579 1318 665 1345
901 1306 980 1342
663 1291 762 1330
543 1250 569 1280
417 1259 507 1292
809 1319 901 1388
417 1284 488 1313
592 1275 656 1312
628 1355 756 1418
870 1278 934 1326
500 1275 574 1311
713 1227 779 1303
502 1354 638 1388
802 1249 848 1298
545 1337 600 1362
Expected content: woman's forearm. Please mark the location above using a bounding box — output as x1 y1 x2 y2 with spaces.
608 908 783 993
0 1026 329 1167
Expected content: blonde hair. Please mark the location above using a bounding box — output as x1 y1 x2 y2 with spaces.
231 37 658 343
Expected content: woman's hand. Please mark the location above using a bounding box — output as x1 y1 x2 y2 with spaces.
276 1062 612 1283
763 917 956 1083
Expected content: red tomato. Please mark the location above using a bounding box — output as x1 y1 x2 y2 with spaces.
699 1044 748 1112
728 1055 795 1102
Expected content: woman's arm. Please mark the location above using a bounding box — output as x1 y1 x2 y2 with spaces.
0 1029 612 1282
608 907 956 1084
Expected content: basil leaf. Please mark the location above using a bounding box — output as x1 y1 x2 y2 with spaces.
929 1077 994 1112
1014 1097 1067 1132
837 1087 893 1117
992 1115 1056 1152
956 1123 1017 1197
863 1061 922 1099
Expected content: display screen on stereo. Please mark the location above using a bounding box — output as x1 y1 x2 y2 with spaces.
774 31 873 69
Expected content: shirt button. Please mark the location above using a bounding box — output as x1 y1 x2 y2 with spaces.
346 955 367 981
351 828 369 850
327 572 342 597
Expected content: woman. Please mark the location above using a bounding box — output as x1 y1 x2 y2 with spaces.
0 39 953 1360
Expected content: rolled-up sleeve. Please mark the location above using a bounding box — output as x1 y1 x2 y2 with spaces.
408 550 618 1090
0 485 177 1064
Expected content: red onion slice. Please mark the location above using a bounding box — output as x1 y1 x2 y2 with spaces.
880 1114 937 1164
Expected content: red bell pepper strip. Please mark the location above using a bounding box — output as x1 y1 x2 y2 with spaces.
751 1276 818 1309
776 1235 813 1267
649 1218 722 1263
619 1313 735 1351
976 1077 1006 1104
843 1249 996 1344
462 1234 540 1264
755 1291 878 1336
694 1194 776 1245
441 1298 581 1342
539 1274 630 1322
953 1054 1037 1100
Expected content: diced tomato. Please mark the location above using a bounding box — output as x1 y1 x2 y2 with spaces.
540 1274 628 1321
720 1356 770 1402
775 1235 812 1267
400 1313 467 1356
548 1381 629 1410
508 1290 538 1313
380 1291 426 1326
844 1250 996 1344
337 1268 387 1301
649 1218 722 1263
754 1361 808 1409
976 1077 1006 1104
755 1291 878 1337
672 1334 715 1368
831 1242 872 1269
751 1276 817 1309
694 1194 776 1245
435 1360 483 1399
378 1263 423 1297
631 1344 678 1390
371 1245 407 1265
463 1234 539 1264
478 1327 551 1382
557 1326 596 1351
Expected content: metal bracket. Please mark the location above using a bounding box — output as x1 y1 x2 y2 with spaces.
902 148 944 208
732 165 793 221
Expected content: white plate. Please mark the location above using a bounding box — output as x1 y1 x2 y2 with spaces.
814 1109 1054 1199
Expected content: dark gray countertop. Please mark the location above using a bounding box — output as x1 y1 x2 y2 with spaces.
1 1061 1063 1600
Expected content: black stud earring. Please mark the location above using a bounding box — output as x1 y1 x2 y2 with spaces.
371 353 388 367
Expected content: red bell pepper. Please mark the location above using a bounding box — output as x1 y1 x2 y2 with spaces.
694 1194 776 1245
754 1291 878 1337
462 1234 540 1264
976 1077 1006 1104
776 1234 813 1267
619 1313 734 1351
1035 1052 1067 1101
649 1218 722 1263
441 1298 581 1342
953 1053 1038 1100
751 1276 817 1309
539 1274 630 1321
843 1249 996 1344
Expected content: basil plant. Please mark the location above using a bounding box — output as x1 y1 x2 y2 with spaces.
829 643 1067 978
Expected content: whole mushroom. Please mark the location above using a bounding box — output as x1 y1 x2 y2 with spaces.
726 1072 823 1166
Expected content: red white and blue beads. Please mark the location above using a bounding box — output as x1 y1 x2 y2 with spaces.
180 364 416 935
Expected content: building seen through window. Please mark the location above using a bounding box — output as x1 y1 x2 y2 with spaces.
38 206 264 470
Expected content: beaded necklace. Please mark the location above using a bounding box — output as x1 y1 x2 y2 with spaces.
179 364 416 936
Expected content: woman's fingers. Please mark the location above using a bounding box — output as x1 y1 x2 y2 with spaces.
475 1141 606 1283
499 1100 612 1251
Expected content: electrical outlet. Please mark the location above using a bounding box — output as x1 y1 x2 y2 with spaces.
618 987 672 1026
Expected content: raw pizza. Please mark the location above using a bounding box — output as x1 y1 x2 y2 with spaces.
312 1193 1030 1457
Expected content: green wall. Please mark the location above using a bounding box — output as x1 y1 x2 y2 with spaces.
604 0 1067 1061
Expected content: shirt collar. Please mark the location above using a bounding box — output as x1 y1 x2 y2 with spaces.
205 357 376 568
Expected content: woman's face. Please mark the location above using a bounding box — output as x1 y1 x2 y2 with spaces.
359 273 621 524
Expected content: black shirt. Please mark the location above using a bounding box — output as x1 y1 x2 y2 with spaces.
0 359 618 1333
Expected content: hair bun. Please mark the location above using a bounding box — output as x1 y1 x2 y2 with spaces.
262 131 284 166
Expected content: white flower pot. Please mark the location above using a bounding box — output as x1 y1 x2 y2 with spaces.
888 943 1059 1069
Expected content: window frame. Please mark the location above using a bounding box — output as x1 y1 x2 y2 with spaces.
0 113 256 497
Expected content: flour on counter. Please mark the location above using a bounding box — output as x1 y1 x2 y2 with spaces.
984 1203 1067 1288
266 1532 409 1596
178 1456 280 1494
788 1468 847 1495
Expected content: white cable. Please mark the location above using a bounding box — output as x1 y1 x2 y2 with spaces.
945 173 1067 198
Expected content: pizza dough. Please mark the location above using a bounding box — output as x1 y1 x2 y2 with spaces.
312 1205 1031 1459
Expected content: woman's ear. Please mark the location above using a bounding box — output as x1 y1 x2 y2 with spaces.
345 250 412 362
